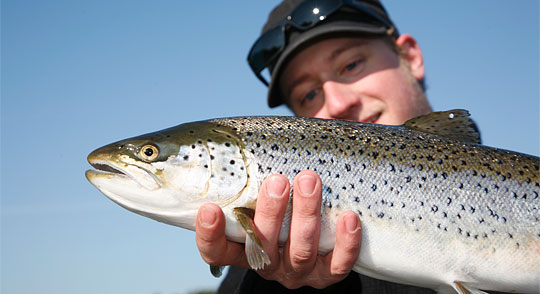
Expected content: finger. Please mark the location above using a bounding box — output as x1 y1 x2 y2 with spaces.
285 170 322 273
254 174 290 270
296 211 361 289
195 203 246 267
327 211 362 276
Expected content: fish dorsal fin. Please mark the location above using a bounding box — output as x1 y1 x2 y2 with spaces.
404 109 482 144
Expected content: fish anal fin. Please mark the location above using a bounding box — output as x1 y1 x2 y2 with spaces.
210 265 225 278
449 281 488 294
404 109 481 144
233 207 271 270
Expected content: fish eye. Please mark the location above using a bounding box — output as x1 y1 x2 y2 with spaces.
139 144 159 161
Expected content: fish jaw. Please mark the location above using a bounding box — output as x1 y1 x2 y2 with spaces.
86 146 203 230
86 168 201 229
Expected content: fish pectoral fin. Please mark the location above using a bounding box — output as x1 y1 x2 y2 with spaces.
449 281 488 294
233 207 271 270
210 265 225 278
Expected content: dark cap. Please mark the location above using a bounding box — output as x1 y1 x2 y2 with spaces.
258 0 399 108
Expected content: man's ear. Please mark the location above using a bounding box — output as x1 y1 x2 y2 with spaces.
396 34 425 81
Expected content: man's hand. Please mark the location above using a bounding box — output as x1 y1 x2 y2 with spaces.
195 170 362 289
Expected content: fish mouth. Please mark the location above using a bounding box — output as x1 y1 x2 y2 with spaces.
86 158 161 191
90 162 126 175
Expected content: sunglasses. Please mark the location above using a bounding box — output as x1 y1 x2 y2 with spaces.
247 0 397 86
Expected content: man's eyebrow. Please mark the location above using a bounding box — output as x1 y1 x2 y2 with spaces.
286 74 311 98
327 40 368 63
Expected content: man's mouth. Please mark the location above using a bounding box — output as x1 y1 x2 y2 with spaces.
361 112 381 124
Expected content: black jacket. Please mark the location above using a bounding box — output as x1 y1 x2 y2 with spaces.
217 266 436 294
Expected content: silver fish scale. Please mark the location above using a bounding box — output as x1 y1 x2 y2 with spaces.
212 116 540 250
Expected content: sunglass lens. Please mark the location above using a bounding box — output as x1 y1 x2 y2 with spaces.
249 26 286 73
290 0 341 27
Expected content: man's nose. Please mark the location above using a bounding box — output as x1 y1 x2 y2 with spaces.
322 81 361 119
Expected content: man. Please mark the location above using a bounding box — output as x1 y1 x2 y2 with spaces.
196 0 434 292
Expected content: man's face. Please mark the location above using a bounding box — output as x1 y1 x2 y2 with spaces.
279 36 431 125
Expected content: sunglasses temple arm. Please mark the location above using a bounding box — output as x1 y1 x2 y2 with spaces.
256 72 270 86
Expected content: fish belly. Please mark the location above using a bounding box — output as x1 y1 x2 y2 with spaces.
352 216 540 293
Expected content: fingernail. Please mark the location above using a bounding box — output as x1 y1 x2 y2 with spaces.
345 213 359 233
267 175 287 198
200 206 217 227
298 174 316 196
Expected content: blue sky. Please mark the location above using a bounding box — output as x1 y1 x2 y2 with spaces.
1 1 538 293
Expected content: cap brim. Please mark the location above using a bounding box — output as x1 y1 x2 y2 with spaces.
267 20 390 108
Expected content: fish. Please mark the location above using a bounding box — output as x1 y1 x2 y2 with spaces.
86 110 540 294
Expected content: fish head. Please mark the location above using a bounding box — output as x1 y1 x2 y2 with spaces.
86 121 254 230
